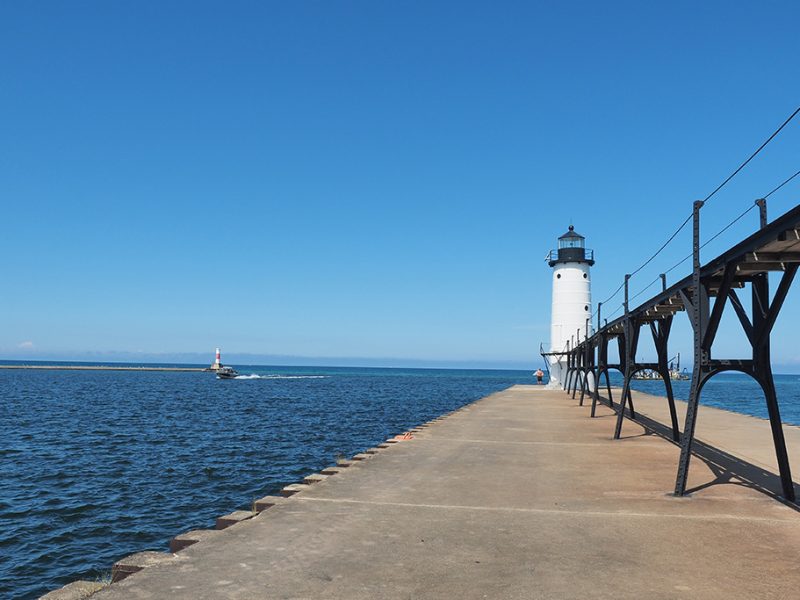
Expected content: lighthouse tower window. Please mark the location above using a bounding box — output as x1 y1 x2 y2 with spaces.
585 305 589 311
558 231 584 248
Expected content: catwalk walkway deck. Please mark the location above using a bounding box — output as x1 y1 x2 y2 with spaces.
68 385 800 600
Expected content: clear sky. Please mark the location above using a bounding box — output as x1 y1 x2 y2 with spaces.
2 1 800 369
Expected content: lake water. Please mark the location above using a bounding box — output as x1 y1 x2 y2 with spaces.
2 364 799 599
622 371 800 425
0 364 529 599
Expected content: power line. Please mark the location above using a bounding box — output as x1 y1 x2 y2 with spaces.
619 107 800 289
628 164 794 301
660 166 800 278
648 202 758 283
629 212 693 278
703 106 800 204
629 275 662 302
594 110 800 327
597 280 625 308
606 303 624 321
594 211 692 310
764 168 800 198
700 203 759 250
592 211 691 315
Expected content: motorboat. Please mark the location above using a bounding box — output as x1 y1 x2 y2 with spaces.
631 353 689 381
216 366 239 379
632 369 660 380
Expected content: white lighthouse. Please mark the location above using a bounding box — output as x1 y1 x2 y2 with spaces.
547 225 594 388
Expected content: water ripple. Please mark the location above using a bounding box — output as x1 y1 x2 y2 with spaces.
0 365 527 599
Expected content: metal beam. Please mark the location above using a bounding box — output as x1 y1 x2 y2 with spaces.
675 200 705 496
602 203 800 333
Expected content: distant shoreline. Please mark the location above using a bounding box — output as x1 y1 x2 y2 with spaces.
0 365 207 372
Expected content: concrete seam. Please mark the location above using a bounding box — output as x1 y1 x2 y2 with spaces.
295 497 798 524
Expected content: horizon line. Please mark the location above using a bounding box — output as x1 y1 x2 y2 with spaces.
0 356 533 372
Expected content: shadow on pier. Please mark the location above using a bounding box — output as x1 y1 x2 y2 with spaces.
594 394 800 511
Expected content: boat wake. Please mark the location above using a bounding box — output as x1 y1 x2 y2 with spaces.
233 374 329 380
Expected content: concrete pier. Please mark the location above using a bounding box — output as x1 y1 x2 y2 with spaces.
0 365 205 372
83 385 800 599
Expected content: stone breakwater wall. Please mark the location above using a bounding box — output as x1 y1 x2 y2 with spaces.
38 407 464 599
0 365 206 372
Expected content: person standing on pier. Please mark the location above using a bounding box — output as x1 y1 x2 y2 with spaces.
535 369 544 384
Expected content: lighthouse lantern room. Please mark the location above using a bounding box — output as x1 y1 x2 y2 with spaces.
547 225 594 388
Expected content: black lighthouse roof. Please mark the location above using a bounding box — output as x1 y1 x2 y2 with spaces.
548 224 594 267
559 225 584 241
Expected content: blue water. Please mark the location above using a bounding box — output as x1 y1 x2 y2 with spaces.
3 365 799 599
0 364 529 599
618 372 800 425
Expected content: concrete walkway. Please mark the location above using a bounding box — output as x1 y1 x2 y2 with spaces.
88 385 800 599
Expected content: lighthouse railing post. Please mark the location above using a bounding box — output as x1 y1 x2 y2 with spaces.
570 333 576 395
613 275 635 439
588 317 596 395
591 335 605 417
565 339 572 393
675 200 707 496
674 198 797 500
569 333 576 396
568 338 573 393
572 327 582 398
573 337 578 394
591 303 603 416
653 271 682 439
613 334 626 406
574 339 580 394
651 316 680 442
603 318 613 407
752 264 797 500
579 318 590 406
577 327 584 397
751 198 796 501
604 352 613 407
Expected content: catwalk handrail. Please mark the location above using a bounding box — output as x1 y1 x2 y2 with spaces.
562 199 800 502
593 202 800 338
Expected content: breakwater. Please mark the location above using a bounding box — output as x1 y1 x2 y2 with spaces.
0 366 529 599
0 365 205 372
46 385 800 599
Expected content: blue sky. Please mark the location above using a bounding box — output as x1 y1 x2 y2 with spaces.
2 1 800 369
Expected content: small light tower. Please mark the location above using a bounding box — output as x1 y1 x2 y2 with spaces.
547 225 594 388
212 347 222 371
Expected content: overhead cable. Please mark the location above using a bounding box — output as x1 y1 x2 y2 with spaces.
629 213 693 278
596 110 799 329
594 211 691 310
606 303 624 321
660 166 800 278
703 106 800 204
764 168 800 198
649 202 759 283
629 275 662 302
597 280 625 309
619 107 800 290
